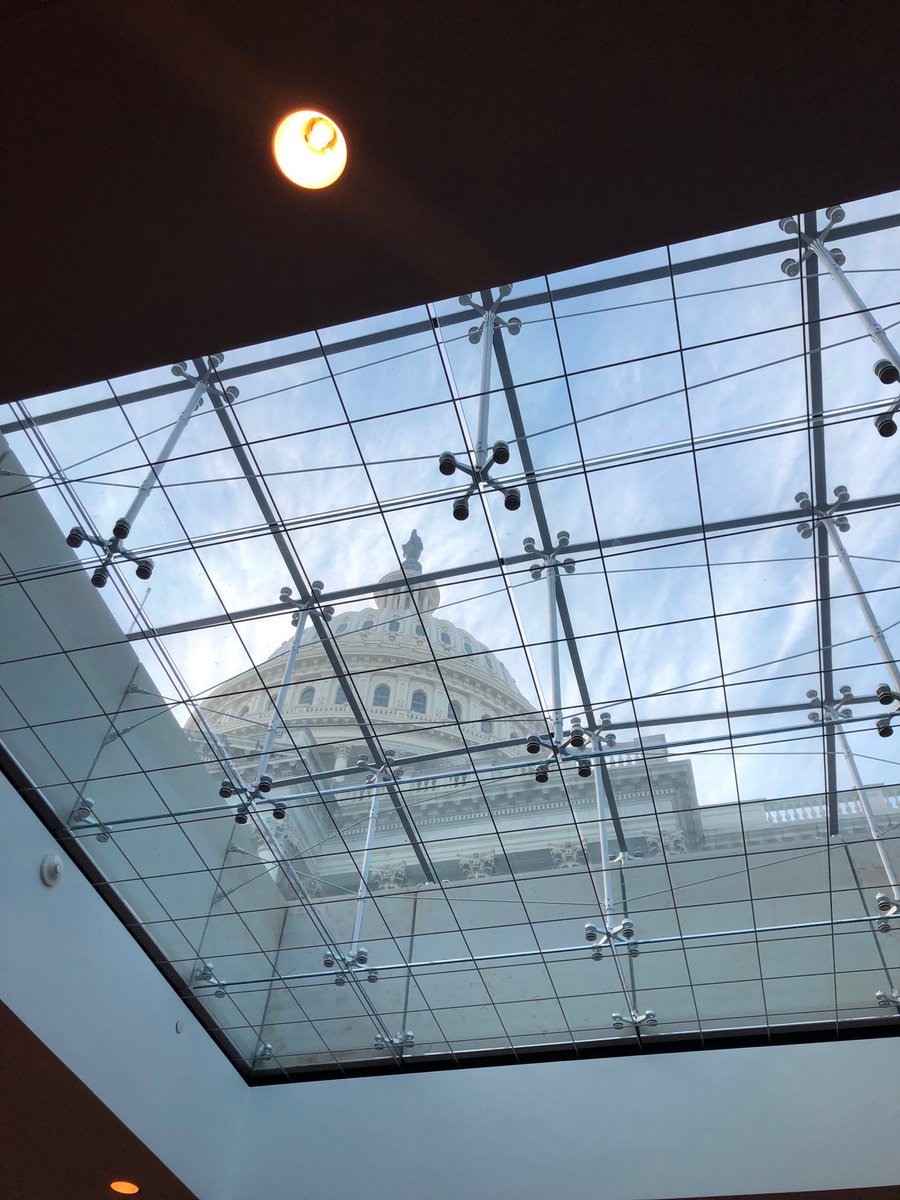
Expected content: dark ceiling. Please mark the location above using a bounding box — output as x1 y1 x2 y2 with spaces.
4 0 900 404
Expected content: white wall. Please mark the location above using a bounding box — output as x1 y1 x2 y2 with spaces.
5 769 900 1200
0 770 247 1200
234 1038 900 1200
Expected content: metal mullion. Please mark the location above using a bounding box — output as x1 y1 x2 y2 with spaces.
458 296 637 1036
545 268 704 1043
21 566 900 707
7 209 898 429
0 536 231 880
10 308 899 513
798 210 841 1033
194 909 900 990
44 709 894 840
665 245 778 1044
121 490 900 642
303 324 528 1065
6 407 244 804
433 291 561 748
0 659 243 1022
104 382 411 1061
439 298 629 1051
13 340 899 551
72 708 891 832
319 320 537 1067
799 220 840 843
204 374 435 885
490 324 631 856
444 301 599 1052
112 556 900 662
101 377 345 835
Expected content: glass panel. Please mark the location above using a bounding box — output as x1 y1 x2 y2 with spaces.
4 190 900 1078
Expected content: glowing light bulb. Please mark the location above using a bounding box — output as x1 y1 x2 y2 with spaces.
273 109 347 189
306 117 336 151
110 1183 140 1195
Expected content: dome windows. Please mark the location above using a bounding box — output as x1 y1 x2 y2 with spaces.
411 690 427 715
373 684 390 708
299 687 315 705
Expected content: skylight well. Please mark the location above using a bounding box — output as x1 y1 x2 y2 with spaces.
2 192 900 1080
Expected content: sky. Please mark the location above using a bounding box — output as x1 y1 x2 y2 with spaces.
5 190 900 820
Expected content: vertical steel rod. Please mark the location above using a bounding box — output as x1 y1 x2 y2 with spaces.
474 304 495 469
824 518 900 695
350 781 381 957
810 239 900 376
833 720 900 900
121 373 210 530
400 887 421 1049
546 564 563 745
802 214 840 838
253 607 310 787
591 730 615 925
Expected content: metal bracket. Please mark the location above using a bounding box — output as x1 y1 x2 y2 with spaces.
437 286 522 519
779 207 846 276
611 1009 657 1030
875 686 900 738
585 918 640 958
66 796 110 843
193 960 227 997
322 945 379 985
795 483 851 539
438 445 522 519
374 1030 415 1049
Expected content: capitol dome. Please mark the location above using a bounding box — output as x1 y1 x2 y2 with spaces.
199 531 535 782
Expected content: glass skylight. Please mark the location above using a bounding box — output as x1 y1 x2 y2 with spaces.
2 195 900 1079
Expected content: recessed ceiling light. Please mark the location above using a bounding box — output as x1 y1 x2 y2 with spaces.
272 109 347 189
110 1183 140 1195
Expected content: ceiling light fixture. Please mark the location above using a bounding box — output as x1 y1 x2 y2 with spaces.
273 109 347 189
110 1183 140 1195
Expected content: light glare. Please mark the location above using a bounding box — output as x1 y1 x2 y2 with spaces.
110 1184 140 1196
273 109 347 189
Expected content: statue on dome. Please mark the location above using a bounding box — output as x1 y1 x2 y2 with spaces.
374 528 437 608
401 529 423 571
